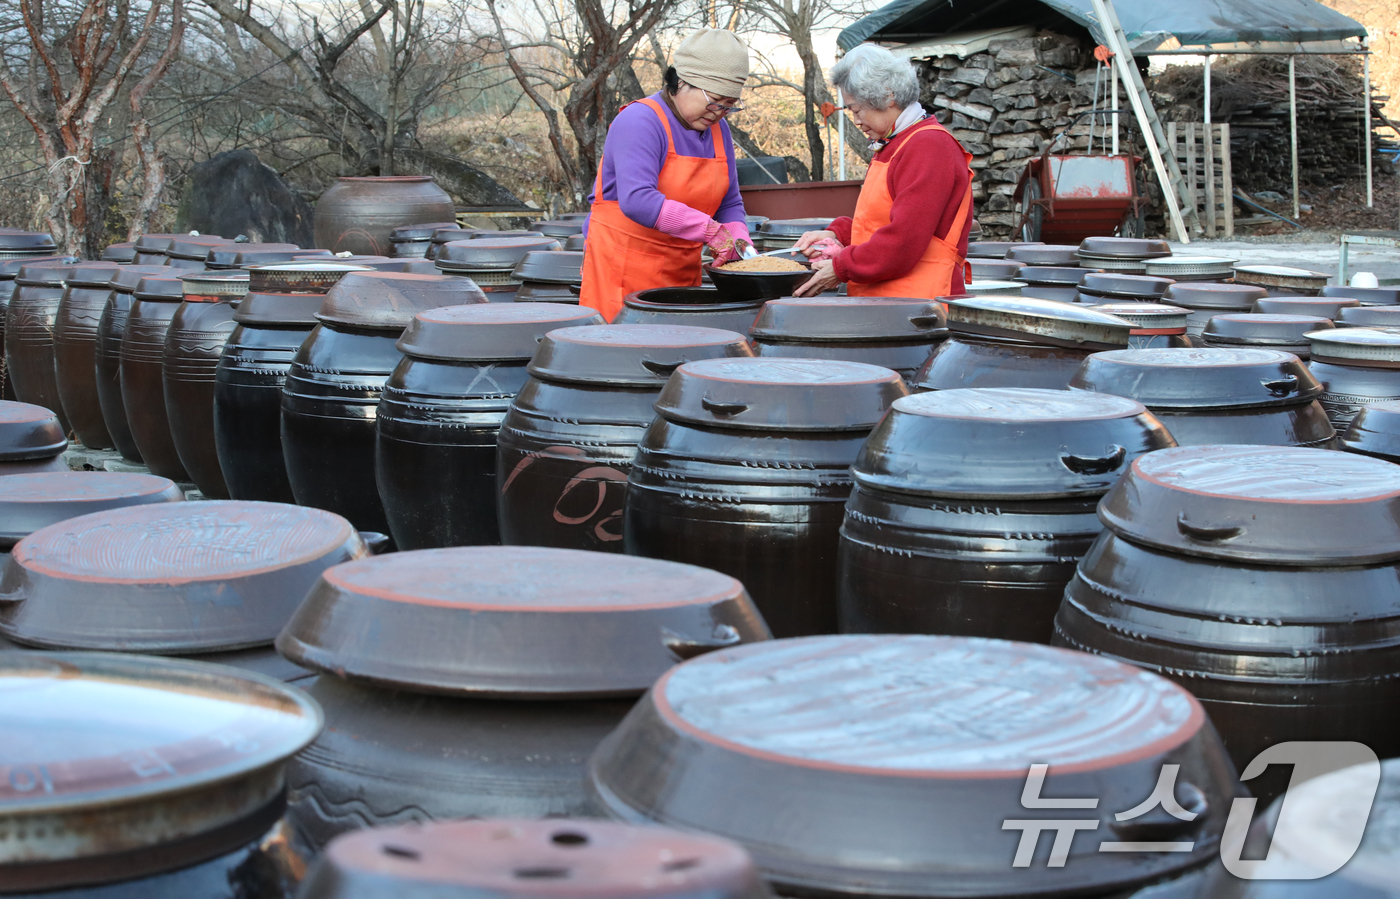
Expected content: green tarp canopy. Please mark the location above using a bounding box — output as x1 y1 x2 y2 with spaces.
837 0 1367 53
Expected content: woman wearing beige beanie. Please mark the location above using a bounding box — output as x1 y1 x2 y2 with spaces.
580 29 754 321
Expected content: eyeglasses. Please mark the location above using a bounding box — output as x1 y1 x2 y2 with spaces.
695 86 744 114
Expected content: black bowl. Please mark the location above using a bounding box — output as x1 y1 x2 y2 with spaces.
703 251 812 301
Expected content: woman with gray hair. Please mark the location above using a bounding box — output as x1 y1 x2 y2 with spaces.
794 43 974 299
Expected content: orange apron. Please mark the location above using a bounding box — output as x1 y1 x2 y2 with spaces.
847 119 974 299
580 99 732 321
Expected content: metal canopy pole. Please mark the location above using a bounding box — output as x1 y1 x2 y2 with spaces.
1111 63 1119 155
1364 42 1373 207
1289 55 1300 220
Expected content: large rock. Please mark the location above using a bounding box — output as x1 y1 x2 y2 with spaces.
176 150 314 245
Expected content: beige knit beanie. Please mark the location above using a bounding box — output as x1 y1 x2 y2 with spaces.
673 29 750 98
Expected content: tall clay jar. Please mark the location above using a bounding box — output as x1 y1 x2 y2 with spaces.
377 304 603 550
7 261 85 431
837 388 1176 643
121 275 192 480
1 256 77 402
164 271 250 498
281 272 487 536
497 324 752 552
95 266 169 464
313 176 455 257
53 262 125 448
625 358 909 637
214 292 326 503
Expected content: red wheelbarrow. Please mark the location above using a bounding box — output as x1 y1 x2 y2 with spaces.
1013 115 1148 243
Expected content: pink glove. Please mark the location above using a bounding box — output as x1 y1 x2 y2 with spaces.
655 201 752 263
805 237 843 262
707 221 753 265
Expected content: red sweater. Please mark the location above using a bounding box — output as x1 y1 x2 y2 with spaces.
831 123 971 291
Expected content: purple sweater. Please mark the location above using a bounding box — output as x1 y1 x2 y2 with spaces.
587 92 745 230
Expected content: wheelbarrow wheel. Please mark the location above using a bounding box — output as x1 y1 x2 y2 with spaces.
1019 177 1043 242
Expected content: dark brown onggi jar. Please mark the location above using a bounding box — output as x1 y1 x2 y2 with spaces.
202 242 307 270
274 546 770 851
164 270 250 498
281 272 486 536
7 260 90 431
131 232 187 265
0 652 321 898
164 235 233 270
625 358 909 637
838 388 1175 642
1163 282 1267 337
95 265 170 463
750 297 946 381
299 819 772 899
496 324 752 553
313 176 455 256
0 500 366 681
436 236 562 302
121 275 192 480
214 292 327 504
1340 399 1400 463
914 295 1131 391
511 250 584 304
1054 445 1400 802
1202 313 1333 359
388 221 459 258
1069 348 1337 448
1305 328 1400 431
52 262 125 449
614 287 764 332
0 256 77 403
0 400 67 476
588 635 1237 899
376 303 603 550
0 471 183 550
1087 302 1192 349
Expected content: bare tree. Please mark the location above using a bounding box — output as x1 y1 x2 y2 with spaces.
0 0 183 255
484 0 677 203
128 0 184 236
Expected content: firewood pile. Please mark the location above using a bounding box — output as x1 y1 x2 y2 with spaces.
1152 55 1396 195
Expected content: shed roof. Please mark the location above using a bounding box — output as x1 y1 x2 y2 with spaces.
837 0 1368 54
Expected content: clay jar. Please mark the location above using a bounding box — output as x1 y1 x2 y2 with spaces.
95 265 170 463
376 303 603 550
589 635 1238 899
436 236 561 302
299 819 771 899
1201 313 1333 360
0 400 68 476
625 358 909 637
1305 328 1400 432
1054 445 1400 802
165 271 250 498
1087 302 1192 349
313 176 455 256
614 288 765 333
0 256 77 403
0 652 320 897
1340 399 1400 463
214 292 328 504
164 235 233 270
749 297 946 382
122 275 193 480
1163 282 1267 337
838 388 1176 643
281 272 486 535
496 324 752 553
1069 348 1337 448
914 296 1131 392
52 262 126 449
7 260 92 431
274 546 770 851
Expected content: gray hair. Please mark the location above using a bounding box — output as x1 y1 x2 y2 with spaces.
830 44 920 111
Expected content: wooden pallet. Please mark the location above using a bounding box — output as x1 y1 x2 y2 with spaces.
1167 122 1234 238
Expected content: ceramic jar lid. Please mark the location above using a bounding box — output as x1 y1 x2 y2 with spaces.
967 260 1022 280
1254 297 1359 319
132 275 186 301
1306 328 1400 366
0 230 57 252
0 652 321 892
317 272 487 330
528 324 752 386
436 236 562 271
1098 444 1400 564
967 240 1040 258
1006 244 1079 265
15 262 74 286
202 243 306 268
276 546 770 698
0 401 66 461
62 262 122 288
0 472 183 549
626 287 761 311
1337 306 1400 328
653 358 908 431
1232 264 1329 291
749 297 945 342
391 222 460 241
1340 399 1400 462
100 242 136 263
1086 303 1189 332
166 236 232 260
1069 347 1322 409
529 219 585 237
946 296 1132 350
107 264 171 292
1142 255 1235 278
132 233 188 251
1163 282 1267 310
1202 313 1333 346
855 388 1173 499
395 303 602 361
232 291 326 326
179 269 250 300
588 634 1232 899
512 250 585 284
1078 236 1173 258
299 819 771 899
1322 284 1400 306
1079 272 1173 299
0 257 77 279
248 262 373 293
961 279 1024 296
1016 265 1088 285
0 501 365 652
